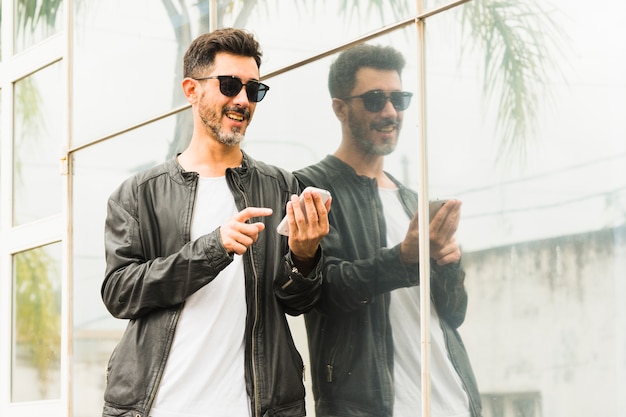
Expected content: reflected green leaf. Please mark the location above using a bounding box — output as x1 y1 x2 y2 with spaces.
14 247 61 397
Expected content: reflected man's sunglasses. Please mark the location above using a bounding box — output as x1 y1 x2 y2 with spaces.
193 75 270 102
340 90 413 112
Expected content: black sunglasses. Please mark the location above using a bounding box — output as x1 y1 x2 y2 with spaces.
193 75 270 102
340 90 413 112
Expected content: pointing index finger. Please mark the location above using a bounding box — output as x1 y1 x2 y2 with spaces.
236 207 273 222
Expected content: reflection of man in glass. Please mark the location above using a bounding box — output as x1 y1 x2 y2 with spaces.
294 44 482 417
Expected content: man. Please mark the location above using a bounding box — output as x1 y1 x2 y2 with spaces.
294 44 482 417
101 28 331 417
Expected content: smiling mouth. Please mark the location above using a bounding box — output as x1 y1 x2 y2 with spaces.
227 112 244 122
372 121 398 133
224 106 249 123
376 125 395 133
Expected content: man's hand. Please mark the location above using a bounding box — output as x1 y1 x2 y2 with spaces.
220 207 273 255
400 199 462 265
286 189 331 273
429 199 462 265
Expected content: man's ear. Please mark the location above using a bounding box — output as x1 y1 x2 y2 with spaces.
331 98 348 121
182 78 199 103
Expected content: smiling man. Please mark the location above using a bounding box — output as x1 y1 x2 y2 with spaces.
101 28 331 417
294 44 483 417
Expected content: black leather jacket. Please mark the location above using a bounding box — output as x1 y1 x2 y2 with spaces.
294 155 482 417
101 153 323 417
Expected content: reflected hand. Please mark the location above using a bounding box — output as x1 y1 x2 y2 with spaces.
220 207 273 255
400 199 462 265
429 199 462 265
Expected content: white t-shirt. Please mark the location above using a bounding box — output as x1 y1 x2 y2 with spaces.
379 187 470 417
151 176 250 417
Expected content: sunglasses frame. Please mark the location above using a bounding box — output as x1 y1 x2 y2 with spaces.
193 75 270 102
340 90 413 112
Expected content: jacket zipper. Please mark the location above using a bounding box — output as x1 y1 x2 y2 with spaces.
229 172 261 417
373 187 394 403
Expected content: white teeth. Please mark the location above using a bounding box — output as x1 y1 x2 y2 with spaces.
228 113 244 121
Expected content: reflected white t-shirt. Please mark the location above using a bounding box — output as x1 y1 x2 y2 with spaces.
379 187 470 417
151 176 250 417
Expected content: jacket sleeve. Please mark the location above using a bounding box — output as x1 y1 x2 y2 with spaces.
430 260 468 329
310 226 467 325
312 225 420 313
274 251 323 316
101 196 233 320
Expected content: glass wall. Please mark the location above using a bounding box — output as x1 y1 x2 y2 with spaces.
0 0 624 416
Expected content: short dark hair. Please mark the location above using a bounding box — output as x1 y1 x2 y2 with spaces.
183 28 263 78
328 44 406 98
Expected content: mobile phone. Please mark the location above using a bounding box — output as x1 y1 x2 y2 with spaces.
429 199 449 221
276 187 332 236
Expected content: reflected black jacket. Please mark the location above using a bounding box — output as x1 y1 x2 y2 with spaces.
101 153 322 417
294 155 482 417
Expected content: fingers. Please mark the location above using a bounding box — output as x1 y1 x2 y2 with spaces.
235 206 273 222
401 199 463 265
287 190 331 259
430 199 462 265
432 237 462 265
220 207 272 255
400 212 421 263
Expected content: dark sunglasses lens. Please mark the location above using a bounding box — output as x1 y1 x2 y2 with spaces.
362 92 388 112
253 83 269 102
390 92 412 111
219 77 244 97
245 82 268 103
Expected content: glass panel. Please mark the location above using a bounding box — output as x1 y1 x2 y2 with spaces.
247 26 420 182
242 26 421 415
14 0 63 53
427 2 626 417
223 1 417 74
71 114 180 416
68 1 626 416
72 0 196 147
12 62 63 226
12 242 62 402
71 0 418 149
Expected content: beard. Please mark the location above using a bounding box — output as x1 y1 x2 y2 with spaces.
347 110 400 156
199 102 250 147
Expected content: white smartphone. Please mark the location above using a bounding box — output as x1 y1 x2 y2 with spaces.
276 186 332 236
429 199 449 221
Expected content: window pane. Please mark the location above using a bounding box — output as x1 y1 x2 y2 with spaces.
72 0 193 147
247 26 420 184
225 1 417 74
71 114 179 415
12 63 64 226
13 0 63 53
427 2 626 417
71 0 418 149
12 242 62 402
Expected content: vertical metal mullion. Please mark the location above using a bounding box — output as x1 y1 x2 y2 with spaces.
0 0 15 411
415 2 432 416
64 0 74 415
